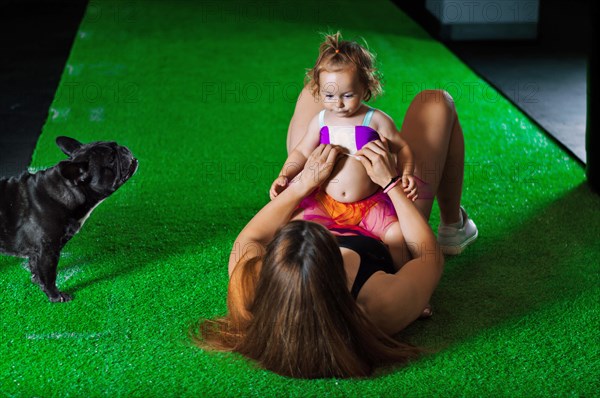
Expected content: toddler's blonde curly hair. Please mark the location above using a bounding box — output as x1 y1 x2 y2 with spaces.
305 31 383 101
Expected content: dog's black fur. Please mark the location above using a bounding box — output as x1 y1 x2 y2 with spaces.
0 136 138 302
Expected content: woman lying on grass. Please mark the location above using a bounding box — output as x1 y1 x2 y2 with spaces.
192 87 478 378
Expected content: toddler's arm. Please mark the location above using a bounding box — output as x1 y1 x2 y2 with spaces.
391 140 418 201
270 115 321 199
396 139 415 177
373 110 418 201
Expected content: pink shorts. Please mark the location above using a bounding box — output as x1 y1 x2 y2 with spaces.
299 176 432 240
300 189 397 240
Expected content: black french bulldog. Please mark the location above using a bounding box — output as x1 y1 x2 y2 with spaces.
0 136 138 302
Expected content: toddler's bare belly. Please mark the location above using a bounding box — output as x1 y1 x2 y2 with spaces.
322 157 379 203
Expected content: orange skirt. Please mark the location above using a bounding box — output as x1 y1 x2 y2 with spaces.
299 189 398 240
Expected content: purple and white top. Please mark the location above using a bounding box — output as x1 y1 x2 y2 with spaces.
318 108 379 155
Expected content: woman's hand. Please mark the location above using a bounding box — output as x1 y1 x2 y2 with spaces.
292 144 342 195
355 137 398 188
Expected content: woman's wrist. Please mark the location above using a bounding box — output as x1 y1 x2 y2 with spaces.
287 176 314 199
382 175 400 192
383 177 401 194
385 181 409 203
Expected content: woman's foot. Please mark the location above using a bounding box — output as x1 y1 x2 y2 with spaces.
438 206 478 255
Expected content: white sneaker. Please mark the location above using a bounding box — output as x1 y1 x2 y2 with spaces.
438 207 478 255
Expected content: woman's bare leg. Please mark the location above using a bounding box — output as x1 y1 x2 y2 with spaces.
436 114 465 225
400 90 463 224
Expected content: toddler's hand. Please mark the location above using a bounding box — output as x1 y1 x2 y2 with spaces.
269 176 288 200
402 174 419 201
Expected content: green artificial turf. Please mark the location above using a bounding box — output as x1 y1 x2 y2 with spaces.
1 0 599 396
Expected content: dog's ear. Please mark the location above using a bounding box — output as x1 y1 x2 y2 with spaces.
58 161 89 185
56 136 83 157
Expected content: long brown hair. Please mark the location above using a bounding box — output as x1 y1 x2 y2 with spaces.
192 221 420 379
305 31 383 101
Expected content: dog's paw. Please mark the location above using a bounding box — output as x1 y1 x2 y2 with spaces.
49 292 73 303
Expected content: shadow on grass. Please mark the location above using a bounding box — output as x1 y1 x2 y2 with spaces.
403 182 600 348
59 180 257 298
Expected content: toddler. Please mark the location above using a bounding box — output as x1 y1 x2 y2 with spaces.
270 32 424 269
